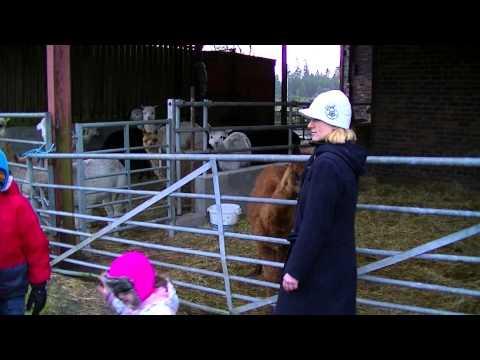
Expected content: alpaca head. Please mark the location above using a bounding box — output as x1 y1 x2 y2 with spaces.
142 130 160 150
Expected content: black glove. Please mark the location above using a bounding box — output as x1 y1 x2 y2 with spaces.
26 282 47 315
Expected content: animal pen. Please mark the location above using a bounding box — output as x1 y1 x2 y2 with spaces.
1 101 480 315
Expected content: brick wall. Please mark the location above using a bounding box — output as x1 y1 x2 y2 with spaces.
349 45 480 187
344 45 373 126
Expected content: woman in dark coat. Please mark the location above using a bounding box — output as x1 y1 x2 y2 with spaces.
274 90 367 315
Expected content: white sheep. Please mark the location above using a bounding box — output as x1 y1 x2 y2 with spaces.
208 130 252 171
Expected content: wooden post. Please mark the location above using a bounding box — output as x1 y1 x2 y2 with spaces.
339 45 345 92
46 45 76 246
281 45 288 125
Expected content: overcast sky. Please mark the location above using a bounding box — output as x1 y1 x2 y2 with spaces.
204 45 340 80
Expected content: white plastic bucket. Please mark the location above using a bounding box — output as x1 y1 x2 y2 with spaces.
207 203 242 227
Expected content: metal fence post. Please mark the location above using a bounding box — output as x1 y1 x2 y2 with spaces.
210 159 234 313
26 157 35 209
167 99 175 238
203 100 208 154
74 123 88 246
287 104 293 155
175 101 182 216
45 113 57 229
124 124 132 210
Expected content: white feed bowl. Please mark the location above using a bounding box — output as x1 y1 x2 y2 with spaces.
207 203 241 226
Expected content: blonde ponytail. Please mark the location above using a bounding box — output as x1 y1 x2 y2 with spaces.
324 128 357 144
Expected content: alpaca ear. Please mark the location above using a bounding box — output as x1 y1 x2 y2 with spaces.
279 165 293 187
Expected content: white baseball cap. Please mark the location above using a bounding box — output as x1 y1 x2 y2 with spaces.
299 90 352 129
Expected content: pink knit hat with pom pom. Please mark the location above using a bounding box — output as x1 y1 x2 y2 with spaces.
107 251 156 302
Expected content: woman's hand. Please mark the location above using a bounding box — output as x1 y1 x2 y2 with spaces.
282 273 299 292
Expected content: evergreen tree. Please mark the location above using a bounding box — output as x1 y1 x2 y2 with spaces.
274 62 340 102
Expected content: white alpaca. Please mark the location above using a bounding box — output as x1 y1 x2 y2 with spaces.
83 128 100 145
141 105 160 133
208 130 252 171
7 144 127 230
36 117 47 143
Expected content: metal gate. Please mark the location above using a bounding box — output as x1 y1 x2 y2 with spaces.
25 150 480 315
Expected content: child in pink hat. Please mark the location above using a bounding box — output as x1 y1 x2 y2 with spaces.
98 251 179 315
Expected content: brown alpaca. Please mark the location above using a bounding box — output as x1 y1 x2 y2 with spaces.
142 129 164 179
247 162 304 283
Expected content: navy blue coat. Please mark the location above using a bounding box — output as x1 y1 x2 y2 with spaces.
275 142 367 315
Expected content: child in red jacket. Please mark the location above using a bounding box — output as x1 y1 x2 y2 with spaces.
0 149 51 315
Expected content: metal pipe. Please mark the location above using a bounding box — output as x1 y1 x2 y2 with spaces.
358 223 480 276
0 112 48 117
233 296 278 314
123 124 132 209
357 204 480 218
178 300 230 315
367 156 480 167
74 123 88 243
357 298 466 315
359 275 480 298
175 123 306 133
28 153 480 167
77 119 168 128
0 137 45 145
8 162 48 172
281 44 287 125
177 101 277 107
356 247 480 264
167 99 175 238
174 101 309 108
202 100 208 153
211 159 234 312
175 102 182 215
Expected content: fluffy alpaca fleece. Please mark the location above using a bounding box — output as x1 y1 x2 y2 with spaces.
246 162 304 283
142 130 164 179
142 123 204 180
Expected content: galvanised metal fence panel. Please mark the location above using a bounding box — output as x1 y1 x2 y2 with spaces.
25 149 480 315
74 118 173 233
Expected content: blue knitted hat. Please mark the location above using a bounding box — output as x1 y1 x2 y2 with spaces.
0 149 10 191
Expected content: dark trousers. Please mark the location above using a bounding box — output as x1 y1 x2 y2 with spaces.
0 296 25 315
